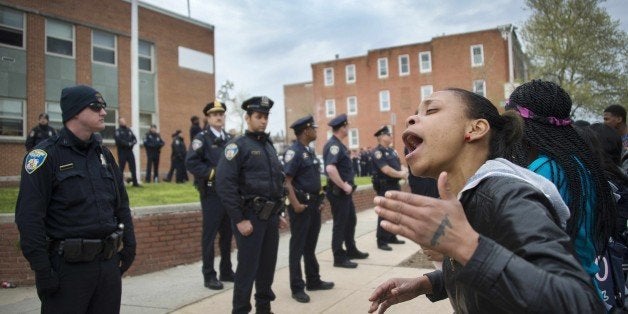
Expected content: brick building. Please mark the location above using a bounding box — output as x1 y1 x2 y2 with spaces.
284 25 527 155
0 0 215 184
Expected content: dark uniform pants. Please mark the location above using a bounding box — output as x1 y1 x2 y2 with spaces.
166 158 188 183
41 253 121 314
326 192 357 262
145 152 160 182
118 149 138 185
201 193 233 281
288 202 321 293
232 212 279 314
376 182 400 245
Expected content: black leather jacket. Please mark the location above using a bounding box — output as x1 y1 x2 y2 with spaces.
425 176 604 313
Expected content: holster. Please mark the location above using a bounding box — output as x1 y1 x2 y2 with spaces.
50 229 124 263
328 182 356 196
250 197 281 221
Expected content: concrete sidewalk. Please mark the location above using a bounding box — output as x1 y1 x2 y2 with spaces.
0 209 452 314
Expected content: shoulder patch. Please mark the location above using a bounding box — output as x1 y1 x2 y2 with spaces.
224 143 239 160
285 149 295 162
330 145 340 155
374 150 383 159
25 149 47 174
192 139 203 151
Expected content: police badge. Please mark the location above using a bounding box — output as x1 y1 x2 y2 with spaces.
25 149 48 174
224 143 239 160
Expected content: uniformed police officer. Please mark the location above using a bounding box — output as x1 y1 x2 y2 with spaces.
165 130 188 183
216 96 287 314
25 113 57 151
186 101 235 290
284 115 334 303
371 126 408 251
323 113 369 269
15 85 136 313
114 117 140 187
143 124 165 183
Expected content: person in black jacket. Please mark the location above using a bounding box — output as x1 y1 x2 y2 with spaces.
25 113 56 151
114 117 140 187
190 115 202 140
15 85 136 314
369 88 603 313
164 130 188 183
216 96 287 314
143 124 164 183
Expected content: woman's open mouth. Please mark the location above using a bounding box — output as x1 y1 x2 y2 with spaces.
402 131 423 156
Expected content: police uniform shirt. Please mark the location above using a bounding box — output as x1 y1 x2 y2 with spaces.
25 124 56 150
144 132 164 150
186 129 231 179
15 128 136 271
323 135 354 183
114 126 137 150
283 142 321 194
373 145 401 179
171 135 186 159
215 132 284 223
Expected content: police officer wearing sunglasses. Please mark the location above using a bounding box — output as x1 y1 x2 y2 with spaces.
15 85 136 314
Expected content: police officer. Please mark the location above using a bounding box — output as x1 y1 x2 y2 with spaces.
323 113 369 269
165 130 188 183
115 117 140 187
143 124 164 183
25 113 57 151
190 115 202 140
15 85 136 313
216 96 287 314
284 115 334 303
186 101 235 290
371 126 408 251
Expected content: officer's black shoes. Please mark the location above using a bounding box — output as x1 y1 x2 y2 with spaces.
291 291 310 303
204 277 223 290
333 260 358 268
389 237 406 245
219 272 235 282
347 249 369 259
255 306 274 314
378 243 393 251
306 280 335 291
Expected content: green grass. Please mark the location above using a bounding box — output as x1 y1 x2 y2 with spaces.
0 177 375 214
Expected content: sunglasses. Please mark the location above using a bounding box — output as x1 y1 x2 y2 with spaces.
88 102 107 112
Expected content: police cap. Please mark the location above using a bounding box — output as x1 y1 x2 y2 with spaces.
241 96 274 114
203 100 226 115
290 115 318 133
328 113 348 129
374 126 391 137
60 85 105 123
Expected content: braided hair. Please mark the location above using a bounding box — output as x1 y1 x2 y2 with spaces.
445 88 523 160
506 80 616 253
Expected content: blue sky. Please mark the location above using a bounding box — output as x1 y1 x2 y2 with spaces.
140 0 628 136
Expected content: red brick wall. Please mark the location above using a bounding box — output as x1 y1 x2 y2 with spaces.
0 187 381 285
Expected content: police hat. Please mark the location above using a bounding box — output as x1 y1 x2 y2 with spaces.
172 129 181 137
328 113 348 129
374 126 391 137
203 100 226 115
241 96 274 114
290 115 318 133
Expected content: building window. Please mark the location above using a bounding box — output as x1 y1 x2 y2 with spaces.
345 64 355 83
326 130 332 140
379 90 390 112
399 54 410 76
378 58 388 78
471 44 484 67
0 97 24 137
92 30 116 65
139 40 153 72
324 67 334 86
46 19 74 57
473 80 486 97
348 128 359 149
0 6 24 48
46 102 63 131
419 51 431 73
139 112 153 138
347 96 357 115
420 85 433 101
325 99 335 117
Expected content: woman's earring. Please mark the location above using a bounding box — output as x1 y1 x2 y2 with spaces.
464 134 471 142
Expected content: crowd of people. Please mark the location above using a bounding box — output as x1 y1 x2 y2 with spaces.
14 80 628 313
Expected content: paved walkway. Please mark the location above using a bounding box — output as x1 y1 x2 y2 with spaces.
0 209 452 314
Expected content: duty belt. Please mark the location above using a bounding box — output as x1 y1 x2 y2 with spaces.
48 227 124 263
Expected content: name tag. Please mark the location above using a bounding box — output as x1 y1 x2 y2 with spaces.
60 163 74 171
251 150 261 156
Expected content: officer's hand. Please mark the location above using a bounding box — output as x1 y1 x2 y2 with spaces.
342 182 353 195
279 216 288 229
294 203 307 213
237 220 253 237
119 248 136 275
35 268 59 298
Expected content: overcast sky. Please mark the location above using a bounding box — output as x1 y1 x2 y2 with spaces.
140 0 628 136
